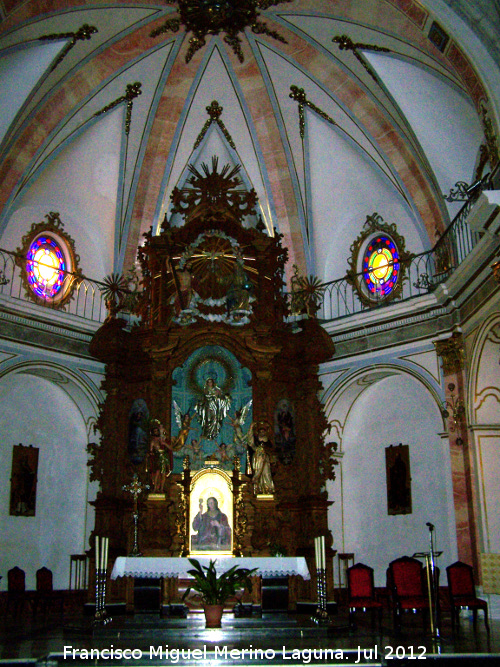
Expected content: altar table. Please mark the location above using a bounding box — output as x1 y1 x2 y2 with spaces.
111 556 310 580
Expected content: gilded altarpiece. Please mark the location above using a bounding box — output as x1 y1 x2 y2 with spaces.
88 161 336 607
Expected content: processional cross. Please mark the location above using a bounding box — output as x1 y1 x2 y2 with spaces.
123 473 149 557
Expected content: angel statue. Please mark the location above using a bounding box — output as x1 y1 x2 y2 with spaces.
171 401 196 451
194 377 231 440
227 399 253 471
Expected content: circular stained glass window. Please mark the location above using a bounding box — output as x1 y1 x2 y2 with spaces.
26 236 66 300
362 235 400 299
16 212 80 308
346 213 410 307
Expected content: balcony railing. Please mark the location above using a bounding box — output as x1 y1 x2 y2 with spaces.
0 248 108 324
313 177 491 322
0 174 495 329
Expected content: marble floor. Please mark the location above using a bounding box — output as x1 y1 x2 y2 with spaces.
1 606 499 666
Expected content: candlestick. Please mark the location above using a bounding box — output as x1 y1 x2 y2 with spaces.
123 473 149 557
103 537 109 571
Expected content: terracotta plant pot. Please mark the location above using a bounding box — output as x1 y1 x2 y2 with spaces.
203 604 224 628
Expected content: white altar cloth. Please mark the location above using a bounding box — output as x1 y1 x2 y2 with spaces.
111 556 310 580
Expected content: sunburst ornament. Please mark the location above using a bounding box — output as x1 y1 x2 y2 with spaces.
151 0 292 63
170 157 257 224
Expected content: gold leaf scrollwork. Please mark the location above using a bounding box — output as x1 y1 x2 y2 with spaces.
174 482 188 547
150 0 292 64
233 484 248 556
289 85 337 139
434 332 465 376
480 104 499 170
94 83 142 136
318 441 339 482
170 157 257 224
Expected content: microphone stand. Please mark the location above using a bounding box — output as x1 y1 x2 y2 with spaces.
426 523 440 639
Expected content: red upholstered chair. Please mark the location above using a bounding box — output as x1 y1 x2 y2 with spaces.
387 556 431 633
446 561 489 633
347 563 383 631
6 566 27 616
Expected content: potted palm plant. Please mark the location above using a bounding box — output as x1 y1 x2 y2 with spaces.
182 558 257 628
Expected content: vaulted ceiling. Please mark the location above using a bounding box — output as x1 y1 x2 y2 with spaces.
0 0 494 287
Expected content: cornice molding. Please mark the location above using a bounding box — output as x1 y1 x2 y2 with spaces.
0 307 95 346
327 305 448 345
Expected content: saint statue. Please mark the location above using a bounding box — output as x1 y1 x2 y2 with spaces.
148 420 171 494
247 422 276 496
194 377 231 440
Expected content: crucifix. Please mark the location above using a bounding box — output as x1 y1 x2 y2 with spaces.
123 473 149 557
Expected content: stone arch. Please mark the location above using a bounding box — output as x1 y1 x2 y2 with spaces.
0 360 102 439
321 362 456 588
321 362 446 449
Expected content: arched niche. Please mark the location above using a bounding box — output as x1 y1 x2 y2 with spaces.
0 362 102 590
322 365 456 587
171 344 252 474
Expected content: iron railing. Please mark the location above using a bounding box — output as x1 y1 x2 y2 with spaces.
0 174 495 328
0 248 108 324
314 179 490 322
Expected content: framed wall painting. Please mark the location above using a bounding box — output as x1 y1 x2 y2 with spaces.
9 444 39 516
386 443 412 515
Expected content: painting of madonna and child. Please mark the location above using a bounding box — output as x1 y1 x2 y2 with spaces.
189 469 233 555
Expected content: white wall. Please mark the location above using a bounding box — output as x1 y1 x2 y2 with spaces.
0 373 92 590
328 372 457 587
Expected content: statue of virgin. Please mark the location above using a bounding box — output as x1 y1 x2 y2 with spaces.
194 377 231 440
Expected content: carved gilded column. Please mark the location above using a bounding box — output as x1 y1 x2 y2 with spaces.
434 332 479 570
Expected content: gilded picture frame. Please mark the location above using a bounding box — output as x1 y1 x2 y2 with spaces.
189 468 233 556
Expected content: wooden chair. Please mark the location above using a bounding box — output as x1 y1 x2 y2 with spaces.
446 561 489 633
347 562 383 631
6 566 27 617
33 567 64 617
387 556 433 633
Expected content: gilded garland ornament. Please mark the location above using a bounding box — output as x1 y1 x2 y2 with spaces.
150 0 292 63
346 212 412 306
40 25 98 72
332 34 390 85
194 101 236 150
